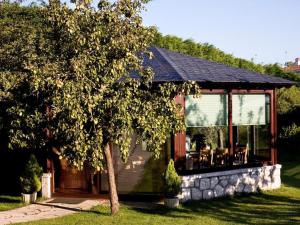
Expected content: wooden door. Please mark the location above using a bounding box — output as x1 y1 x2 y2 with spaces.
59 159 90 192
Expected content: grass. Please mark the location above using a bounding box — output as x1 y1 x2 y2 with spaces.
0 195 24 211
15 161 300 225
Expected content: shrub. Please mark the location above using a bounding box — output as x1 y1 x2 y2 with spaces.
163 159 181 198
19 154 43 194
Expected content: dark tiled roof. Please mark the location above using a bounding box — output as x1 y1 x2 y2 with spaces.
144 47 294 87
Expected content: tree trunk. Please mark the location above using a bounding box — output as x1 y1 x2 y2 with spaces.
104 143 119 215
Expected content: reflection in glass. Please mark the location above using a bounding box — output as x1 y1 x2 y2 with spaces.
184 93 272 171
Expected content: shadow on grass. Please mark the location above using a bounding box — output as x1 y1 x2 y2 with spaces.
128 193 300 224
0 196 21 204
34 202 110 216
281 161 300 189
125 161 300 224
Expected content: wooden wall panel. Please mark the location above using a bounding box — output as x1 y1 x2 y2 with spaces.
173 95 186 170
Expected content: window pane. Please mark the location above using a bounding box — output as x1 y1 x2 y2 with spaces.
186 126 229 169
232 94 266 125
254 125 271 159
185 94 228 127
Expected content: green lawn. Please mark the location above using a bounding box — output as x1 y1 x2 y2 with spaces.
0 195 24 211
16 161 300 225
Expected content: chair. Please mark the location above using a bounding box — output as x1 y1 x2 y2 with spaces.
200 149 214 166
215 148 229 166
235 144 248 164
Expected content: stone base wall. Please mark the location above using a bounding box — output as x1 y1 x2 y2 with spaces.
179 164 281 202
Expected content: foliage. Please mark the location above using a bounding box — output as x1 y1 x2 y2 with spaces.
280 123 300 139
0 1 199 167
0 3 49 151
19 154 43 194
163 159 181 198
0 1 199 214
277 86 300 161
277 86 300 115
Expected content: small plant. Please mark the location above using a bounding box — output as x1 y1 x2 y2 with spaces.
163 159 181 198
20 154 43 194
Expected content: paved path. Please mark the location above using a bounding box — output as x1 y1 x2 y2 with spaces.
0 198 106 225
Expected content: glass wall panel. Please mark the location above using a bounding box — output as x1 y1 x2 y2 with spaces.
185 94 228 127
186 127 229 169
233 94 271 164
232 94 266 125
185 94 229 169
253 125 271 159
184 93 272 170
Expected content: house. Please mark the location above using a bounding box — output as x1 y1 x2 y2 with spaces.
46 47 293 199
284 58 300 74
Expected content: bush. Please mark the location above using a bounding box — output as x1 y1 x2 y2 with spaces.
163 159 181 198
278 123 300 161
19 154 43 194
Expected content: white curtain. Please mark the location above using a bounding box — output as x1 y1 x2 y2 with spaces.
185 94 228 127
232 94 266 125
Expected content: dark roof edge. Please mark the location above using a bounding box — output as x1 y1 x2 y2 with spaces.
152 80 295 89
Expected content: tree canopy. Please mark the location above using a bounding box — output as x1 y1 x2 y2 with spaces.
0 0 198 214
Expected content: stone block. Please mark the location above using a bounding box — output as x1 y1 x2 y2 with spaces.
219 176 228 180
271 177 281 189
264 167 271 178
225 185 235 196
242 176 254 185
262 177 272 189
200 178 210 190
214 185 224 198
191 188 202 200
210 177 218 189
220 179 228 188
180 188 191 202
194 178 200 187
271 168 281 178
244 184 255 193
251 174 259 184
181 178 194 188
203 189 214 200
236 183 244 193
229 174 239 186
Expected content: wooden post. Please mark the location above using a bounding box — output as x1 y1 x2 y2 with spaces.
270 89 277 165
173 95 186 170
228 90 233 157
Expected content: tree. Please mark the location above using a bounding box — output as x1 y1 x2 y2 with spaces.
0 3 48 151
1 1 199 214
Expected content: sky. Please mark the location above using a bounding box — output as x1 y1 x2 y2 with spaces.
141 0 300 65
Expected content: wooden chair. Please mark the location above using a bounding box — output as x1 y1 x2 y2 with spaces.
215 148 229 166
235 144 248 164
200 149 214 166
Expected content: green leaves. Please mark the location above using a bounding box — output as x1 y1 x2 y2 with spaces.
0 1 199 171
163 159 181 197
